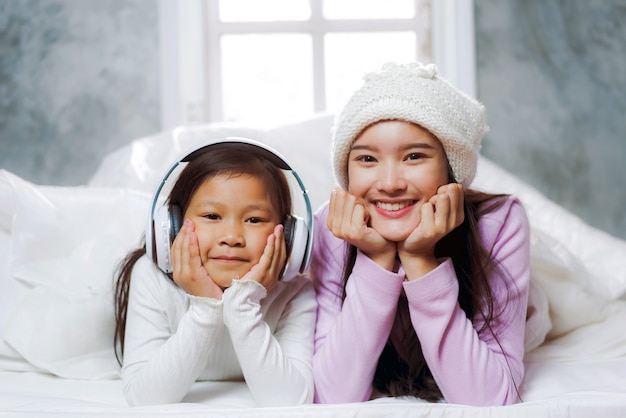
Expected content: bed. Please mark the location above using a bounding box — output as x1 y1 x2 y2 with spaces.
1 113 626 417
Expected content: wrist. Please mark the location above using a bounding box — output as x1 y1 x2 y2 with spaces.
363 249 396 271
401 254 440 280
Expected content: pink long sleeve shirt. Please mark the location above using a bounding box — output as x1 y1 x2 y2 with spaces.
310 196 530 406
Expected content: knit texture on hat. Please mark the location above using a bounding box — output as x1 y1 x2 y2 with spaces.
331 62 488 189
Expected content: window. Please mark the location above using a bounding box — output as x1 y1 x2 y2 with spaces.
159 0 476 128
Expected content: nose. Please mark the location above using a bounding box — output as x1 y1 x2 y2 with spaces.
376 161 408 193
219 221 245 247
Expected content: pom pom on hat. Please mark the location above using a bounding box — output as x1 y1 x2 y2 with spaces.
331 62 488 189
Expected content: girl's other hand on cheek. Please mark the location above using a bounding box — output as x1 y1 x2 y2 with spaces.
328 189 396 271
399 183 465 279
242 224 285 292
171 219 223 299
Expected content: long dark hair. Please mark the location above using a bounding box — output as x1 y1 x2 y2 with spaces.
113 145 293 365
340 176 513 401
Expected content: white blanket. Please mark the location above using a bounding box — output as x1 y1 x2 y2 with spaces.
1 114 625 416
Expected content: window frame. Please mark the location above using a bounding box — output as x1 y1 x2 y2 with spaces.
158 0 476 129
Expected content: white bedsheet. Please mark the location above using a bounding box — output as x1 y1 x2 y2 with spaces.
1 114 625 416
2 362 626 417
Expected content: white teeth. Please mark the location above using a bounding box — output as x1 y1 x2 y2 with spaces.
376 201 413 211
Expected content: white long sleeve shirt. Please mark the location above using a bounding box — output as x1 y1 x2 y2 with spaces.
122 255 316 407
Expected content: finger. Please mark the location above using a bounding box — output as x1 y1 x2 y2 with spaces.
328 189 349 235
344 194 367 229
351 201 367 233
267 225 286 289
188 228 205 274
264 233 277 267
420 201 436 233
450 183 465 226
181 220 196 263
327 189 342 231
436 183 464 229
276 223 286 266
336 190 353 232
269 224 286 279
257 231 277 280
179 221 203 279
171 220 189 275
436 183 463 229
434 192 451 231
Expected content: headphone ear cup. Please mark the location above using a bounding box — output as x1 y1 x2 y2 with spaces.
152 204 180 274
282 215 296 256
280 215 309 282
170 204 183 238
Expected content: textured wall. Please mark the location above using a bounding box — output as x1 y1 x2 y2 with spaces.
475 1 626 240
3 1 624 240
0 0 159 186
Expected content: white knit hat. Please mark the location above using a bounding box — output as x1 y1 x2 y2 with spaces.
331 62 488 189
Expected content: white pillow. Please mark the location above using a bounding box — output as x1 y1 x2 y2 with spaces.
1 114 336 379
475 157 626 301
1 170 150 379
474 157 626 357
88 113 337 213
529 227 610 341
4 112 624 378
0 171 42 372
0 228 42 372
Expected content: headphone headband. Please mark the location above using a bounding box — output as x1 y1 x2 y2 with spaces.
146 134 313 282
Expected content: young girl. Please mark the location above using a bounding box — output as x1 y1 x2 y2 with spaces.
311 62 530 406
114 141 315 407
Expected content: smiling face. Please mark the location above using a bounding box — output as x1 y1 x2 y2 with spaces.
183 173 281 289
347 120 450 242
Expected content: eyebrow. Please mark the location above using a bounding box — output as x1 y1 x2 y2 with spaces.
350 143 437 152
192 199 274 213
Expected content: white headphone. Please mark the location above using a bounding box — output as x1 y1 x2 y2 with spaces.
145 136 313 282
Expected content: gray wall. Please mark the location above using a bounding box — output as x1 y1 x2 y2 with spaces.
0 0 159 186
475 0 626 240
2 0 625 241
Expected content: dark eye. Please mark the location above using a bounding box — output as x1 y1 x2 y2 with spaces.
406 153 425 161
246 217 263 224
204 213 220 220
356 155 376 163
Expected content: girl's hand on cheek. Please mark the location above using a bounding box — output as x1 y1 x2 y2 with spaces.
328 189 396 271
171 219 223 299
399 183 465 279
242 224 285 292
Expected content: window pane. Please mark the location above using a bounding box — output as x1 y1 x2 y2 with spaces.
323 0 415 19
219 0 310 22
221 34 314 123
325 32 416 113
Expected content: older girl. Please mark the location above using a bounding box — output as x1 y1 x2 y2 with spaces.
311 62 530 406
